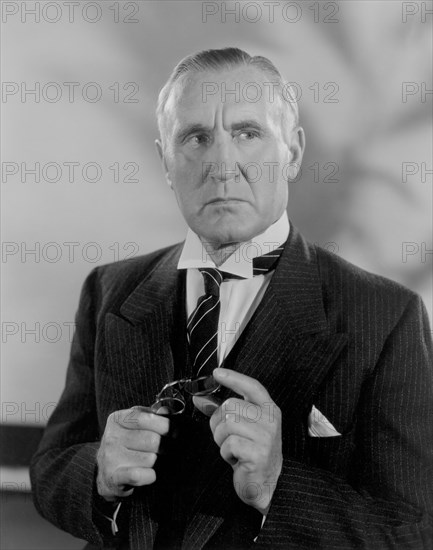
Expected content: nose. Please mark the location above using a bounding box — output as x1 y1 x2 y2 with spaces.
205 134 240 183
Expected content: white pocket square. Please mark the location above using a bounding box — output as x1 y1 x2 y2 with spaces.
308 405 342 437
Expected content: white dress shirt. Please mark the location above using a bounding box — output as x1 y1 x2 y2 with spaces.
177 212 290 365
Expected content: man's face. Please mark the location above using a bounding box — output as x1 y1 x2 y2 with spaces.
157 65 303 245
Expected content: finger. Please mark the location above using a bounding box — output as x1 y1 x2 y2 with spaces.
106 450 157 471
123 430 161 453
111 466 156 491
114 407 170 435
209 398 260 434
219 399 265 424
124 450 158 468
213 413 257 447
209 398 243 434
193 395 221 417
213 368 272 406
97 478 134 500
151 405 170 416
220 435 254 466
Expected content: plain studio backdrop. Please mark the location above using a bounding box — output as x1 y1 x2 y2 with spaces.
1 1 432 547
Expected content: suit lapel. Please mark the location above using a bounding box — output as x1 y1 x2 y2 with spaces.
104 245 184 412
227 224 348 421
182 224 348 550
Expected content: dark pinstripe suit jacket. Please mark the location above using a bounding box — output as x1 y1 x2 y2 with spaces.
30 224 433 549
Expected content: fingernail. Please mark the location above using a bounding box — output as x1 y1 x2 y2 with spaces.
214 368 227 378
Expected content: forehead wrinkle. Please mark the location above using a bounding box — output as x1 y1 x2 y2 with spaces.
163 66 288 146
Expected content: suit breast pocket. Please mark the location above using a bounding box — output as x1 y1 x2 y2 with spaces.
307 428 356 476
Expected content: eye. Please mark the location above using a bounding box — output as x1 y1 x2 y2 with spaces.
187 134 210 147
237 130 260 141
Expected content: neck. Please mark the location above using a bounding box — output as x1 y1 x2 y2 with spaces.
201 239 242 267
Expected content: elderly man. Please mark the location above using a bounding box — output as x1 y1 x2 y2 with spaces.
31 48 433 549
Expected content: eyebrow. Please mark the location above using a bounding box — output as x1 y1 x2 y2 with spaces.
231 120 265 133
174 119 267 144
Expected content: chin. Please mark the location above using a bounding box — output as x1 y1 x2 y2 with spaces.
196 222 258 246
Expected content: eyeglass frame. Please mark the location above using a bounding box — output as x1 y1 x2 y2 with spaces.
150 375 221 416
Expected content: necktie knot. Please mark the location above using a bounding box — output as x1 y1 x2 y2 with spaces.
199 268 223 297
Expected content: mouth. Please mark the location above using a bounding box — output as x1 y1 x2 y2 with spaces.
206 198 247 205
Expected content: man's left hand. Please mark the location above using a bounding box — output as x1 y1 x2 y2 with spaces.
193 368 282 514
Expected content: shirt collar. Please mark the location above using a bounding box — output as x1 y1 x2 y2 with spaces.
177 211 290 279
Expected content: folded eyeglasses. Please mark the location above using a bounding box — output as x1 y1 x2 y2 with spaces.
150 375 221 416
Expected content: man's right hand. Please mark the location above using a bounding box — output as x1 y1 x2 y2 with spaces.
96 406 170 501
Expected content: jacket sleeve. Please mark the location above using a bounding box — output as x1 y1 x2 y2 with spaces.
30 267 130 548
256 294 433 549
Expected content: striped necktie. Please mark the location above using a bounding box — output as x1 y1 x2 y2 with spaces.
187 245 284 378
187 268 223 377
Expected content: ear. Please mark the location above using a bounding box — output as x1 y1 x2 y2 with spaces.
287 126 306 180
155 139 172 188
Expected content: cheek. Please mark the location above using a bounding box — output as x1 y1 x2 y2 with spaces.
171 156 203 186
173 183 193 213
247 144 289 178
171 171 203 215
249 173 288 215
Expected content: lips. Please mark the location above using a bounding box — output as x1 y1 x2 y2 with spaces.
206 198 246 205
